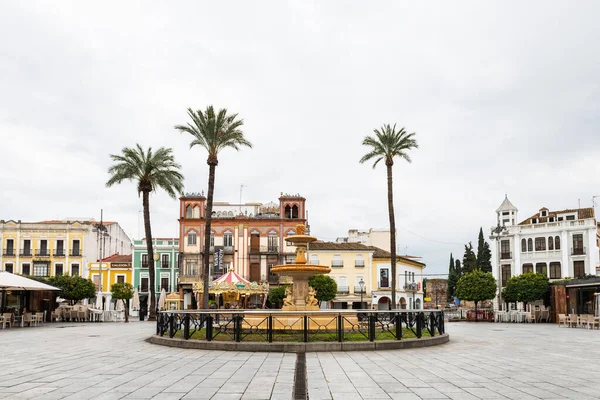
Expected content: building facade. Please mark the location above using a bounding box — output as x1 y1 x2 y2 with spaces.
0 219 132 280
490 196 600 310
336 228 391 252
307 242 374 309
370 247 425 310
177 192 305 309
132 238 179 303
88 254 133 309
424 279 448 309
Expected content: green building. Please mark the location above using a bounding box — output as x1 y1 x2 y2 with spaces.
132 238 179 316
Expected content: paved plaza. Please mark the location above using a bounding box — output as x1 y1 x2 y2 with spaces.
1 321 600 399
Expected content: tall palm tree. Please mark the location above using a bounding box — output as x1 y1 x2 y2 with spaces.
106 144 184 320
360 124 418 308
175 106 252 309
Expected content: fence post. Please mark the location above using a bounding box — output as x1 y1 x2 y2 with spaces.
337 313 343 342
183 314 190 340
156 313 160 336
395 312 402 340
303 314 308 343
206 314 213 341
268 314 273 343
234 315 242 342
429 312 435 337
168 313 175 338
368 313 376 342
440 311 445 334
416 312 422 338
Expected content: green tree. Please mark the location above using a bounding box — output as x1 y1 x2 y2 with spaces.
267 286 288 308
446 253 457 302
175 106 252 309
501 276 519 309
462 242 477 274
106 144 184 320
111 282 134 323
422 277 428 299
476 228 492 273
515 272 549 309
48 275 96 306
455 259 462 278
456 269 497 321
308 274 337 305
359 124 418 308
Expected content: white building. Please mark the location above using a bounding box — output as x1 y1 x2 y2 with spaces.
490 196 600 310
336 228 391 252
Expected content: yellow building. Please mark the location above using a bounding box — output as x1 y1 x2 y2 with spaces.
0 220 88 277
307 242 375 309
370 247 425 310
88 254 133 293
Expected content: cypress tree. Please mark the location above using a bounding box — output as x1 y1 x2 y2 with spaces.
462 242 477 274
447 253 456 301
476 227 493 273
455 259 462 277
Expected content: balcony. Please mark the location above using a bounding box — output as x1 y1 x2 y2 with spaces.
224 246 234 254
161 263 170 269
249 245 279 254
20 249 32 257
571 247 586 256
355 260 365 268
179 274 200 283
70 250 82 257
35 250 50 257
2 249 15 256
500 252 512 260
331 261 344 268
354 285 366 294
337 286 349 295
53 250 66 257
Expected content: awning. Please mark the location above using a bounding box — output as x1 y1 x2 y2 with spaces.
0 272 59 291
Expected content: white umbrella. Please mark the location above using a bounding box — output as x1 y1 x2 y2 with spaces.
158 288 167 310
115 299 124 311
132 289 140 311
95 292 103 309
0 272 59 291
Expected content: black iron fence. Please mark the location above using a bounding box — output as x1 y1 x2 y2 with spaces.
156 310 444 343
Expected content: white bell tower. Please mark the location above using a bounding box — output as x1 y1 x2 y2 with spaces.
496 194 518 226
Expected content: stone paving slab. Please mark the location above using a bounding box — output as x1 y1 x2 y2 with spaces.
3 320 600 398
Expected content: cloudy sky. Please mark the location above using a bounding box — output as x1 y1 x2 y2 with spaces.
1 1 599 275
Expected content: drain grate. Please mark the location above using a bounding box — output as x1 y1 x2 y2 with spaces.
88 335 100 337
294 352 307 399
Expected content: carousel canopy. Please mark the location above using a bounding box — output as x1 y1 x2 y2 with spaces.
214 270 250 285
193 269 269 295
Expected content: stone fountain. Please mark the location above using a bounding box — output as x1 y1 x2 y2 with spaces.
270 224 331 311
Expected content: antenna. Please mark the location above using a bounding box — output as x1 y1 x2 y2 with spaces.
239 184 246 214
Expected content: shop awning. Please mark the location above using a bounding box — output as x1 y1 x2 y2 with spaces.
0 272 59 291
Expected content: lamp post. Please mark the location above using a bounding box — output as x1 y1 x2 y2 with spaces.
93 210 109 306
359 279 365 309
491 223 508 311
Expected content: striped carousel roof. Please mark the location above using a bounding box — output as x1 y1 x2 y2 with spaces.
213 270 250 285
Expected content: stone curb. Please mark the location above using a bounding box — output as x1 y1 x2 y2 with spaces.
146 333 449 352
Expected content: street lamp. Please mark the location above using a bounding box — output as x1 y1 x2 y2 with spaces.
92 210 109 300
359 279 365 309
491 222 508 311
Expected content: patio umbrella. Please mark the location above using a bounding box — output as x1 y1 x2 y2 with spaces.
0 271 59 291
158 288 167 310
115 299 124 311
132 289 140 311
95 292 103 309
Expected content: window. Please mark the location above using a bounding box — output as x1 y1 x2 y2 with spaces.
72 240 80 256
558 217 563 221
309 254 319 265
142 254 149 268
380 268 390 288
161 254 169 268
355 254 364 267
548 237 554 251
186 262 197 276
193 206 200 218
141 277 149 292
71 264 80 276
500 240 510 259
501 265 511 286
521 239 527 253
527 238 533 252
23 240 31 256
267 232 277 251
39 240 48 256
161 277 169 291
117 275 125 284
33 263 49 277
55 240 64 256
54 263 62 276
535 262 547 276
555 236 560 250
5 239 14 255
550 262 561 279
574 261 585 278
502 211 509 216
573 234 584 255
224 232 234 247
566 215 575 221
522 263 533 274
332 254 343 267
22 263 31 275
187 232 197 246
541 210 547 217
185 205 192 218
210 232 215 247
5 263 13 273
535 237 546 251
412 272 415 282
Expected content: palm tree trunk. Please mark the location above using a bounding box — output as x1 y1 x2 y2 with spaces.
202 162 217 309
142 190 156 321
387 164 397 309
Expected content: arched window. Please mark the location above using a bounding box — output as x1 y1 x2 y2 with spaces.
527 238 533 252
192 206 200 218
228 211 234 217
521 239 527 253
548 237 554 251
555 236 560 250
284 205 291 218
185 205 192 218
187 232 197 246
292 204 299 218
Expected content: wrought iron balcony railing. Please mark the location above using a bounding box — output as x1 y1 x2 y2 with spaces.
2 249 15 256
354 286 366 294
35 250 50 257
571 247 586 256
331 261 344 268
70 250 82 257
500 252 512 260
337 286 349 294
53 250 65 257
355 261 365 268
20 249 32 257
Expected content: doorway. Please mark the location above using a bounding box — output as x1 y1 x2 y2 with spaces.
250 263 260 282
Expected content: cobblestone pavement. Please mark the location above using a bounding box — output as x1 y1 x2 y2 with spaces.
1 321 600 399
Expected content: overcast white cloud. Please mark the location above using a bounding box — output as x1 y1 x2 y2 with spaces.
1 1 599 275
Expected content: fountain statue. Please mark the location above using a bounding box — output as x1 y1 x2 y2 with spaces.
270 224 331 311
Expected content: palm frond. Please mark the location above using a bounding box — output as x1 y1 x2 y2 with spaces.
360 124 418 169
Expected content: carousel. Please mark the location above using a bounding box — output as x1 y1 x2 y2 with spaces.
193 268 269 309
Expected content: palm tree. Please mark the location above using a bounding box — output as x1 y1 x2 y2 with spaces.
360 124 418 308
106 144 184 320
175 106 252 309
